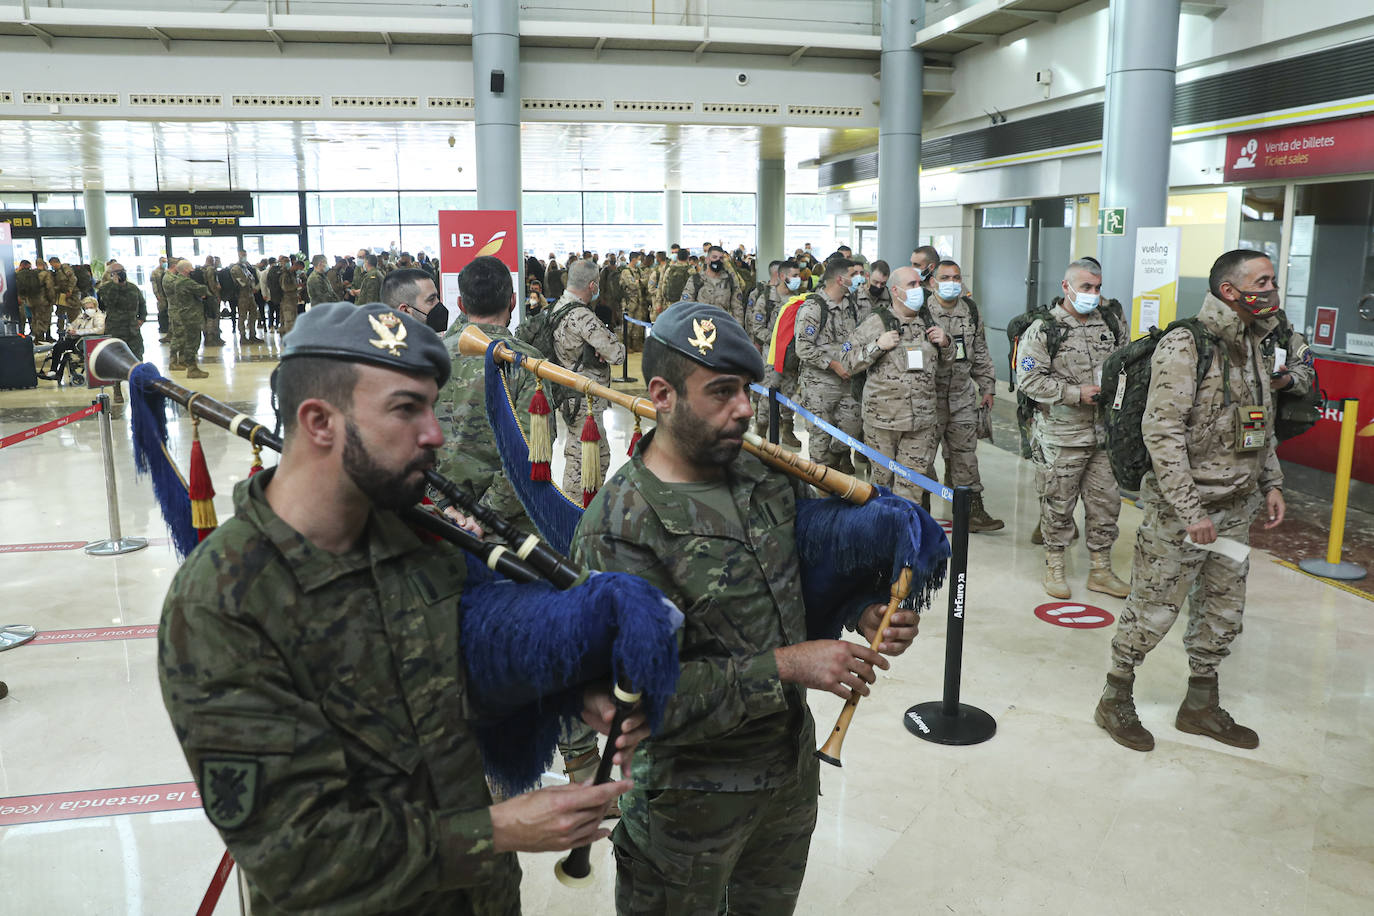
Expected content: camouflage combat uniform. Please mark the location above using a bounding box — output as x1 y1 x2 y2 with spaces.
853 281 892 324
794 288 863 468
653 261 693 319
279 266 301 335
842 305 951 503
571 433 820 916
162 271 210 371
930 296 995 492
749 285 801 431
1015 304 1129 551
27 267 56 340
100 280 147 361
619 262 647 349
229 261 261 341
683 269 746 328
307 266 339 306
1109 294 1283 677
158 470 520 916
51 261 80 327
356 267 383 306
550 290 625 498
150 263 170 337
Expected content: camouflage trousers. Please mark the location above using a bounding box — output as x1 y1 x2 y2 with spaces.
561 398 612 501
864 423 939 505
170 301 202 368
1109 475 1262 678
280 297 299 336
798 374 861 468
613 763 819 916
155 301 168 335
933 398 983 494
625 299 648 349
753 364 798 431
30 302 52 339
105 320 144 361
1039 441 1119 551
236 291 260 338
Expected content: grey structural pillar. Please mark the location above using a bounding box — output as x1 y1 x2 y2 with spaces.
472 0 522 288
82 188 110 265
1097 0 1180 318
757 127 786 263
664 125 683 248
877 0 923 267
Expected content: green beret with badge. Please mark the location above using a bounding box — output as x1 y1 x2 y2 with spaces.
650 301 764 382
280 301 451 387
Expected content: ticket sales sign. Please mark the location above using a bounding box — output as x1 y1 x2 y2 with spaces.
1224 114 1374 182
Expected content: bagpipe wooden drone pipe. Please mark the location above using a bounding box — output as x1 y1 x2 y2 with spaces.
88 337 681 860
459 323 952 766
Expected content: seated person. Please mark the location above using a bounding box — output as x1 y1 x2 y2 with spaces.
42 297 103 382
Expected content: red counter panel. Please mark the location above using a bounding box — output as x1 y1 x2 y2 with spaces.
1276 357 1374 480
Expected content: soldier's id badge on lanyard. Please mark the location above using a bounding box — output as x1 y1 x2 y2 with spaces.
906 347 924 371
953 333 968 361
1234 405 1269 451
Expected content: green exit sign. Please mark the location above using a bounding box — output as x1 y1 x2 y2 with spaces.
1098 207 1126 237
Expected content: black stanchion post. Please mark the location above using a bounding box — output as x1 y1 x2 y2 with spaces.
768 386 780 445
614 319 638 384
904 484 996 745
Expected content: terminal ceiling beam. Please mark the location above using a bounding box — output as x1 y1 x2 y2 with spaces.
264 27 284 53
790 46 810 66
21 21 54 48
693 40 710 61
148 27 171 51
593 36 606 59
381 31 393 55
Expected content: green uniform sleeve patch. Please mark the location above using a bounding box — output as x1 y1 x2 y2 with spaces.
201 757 261 830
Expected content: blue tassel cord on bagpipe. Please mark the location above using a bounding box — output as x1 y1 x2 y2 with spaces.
482 340 584 555
128 362 198 558
796 486 951 639
459 557 683 796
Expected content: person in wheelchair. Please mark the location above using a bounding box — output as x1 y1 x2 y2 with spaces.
41 296 103 383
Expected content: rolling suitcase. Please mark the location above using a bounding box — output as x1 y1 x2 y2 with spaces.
0 334 38 390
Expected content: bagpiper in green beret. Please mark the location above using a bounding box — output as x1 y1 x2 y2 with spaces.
650 301 764 382
280 301 451 387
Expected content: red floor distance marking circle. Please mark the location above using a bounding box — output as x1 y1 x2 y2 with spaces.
1034 602 1115 629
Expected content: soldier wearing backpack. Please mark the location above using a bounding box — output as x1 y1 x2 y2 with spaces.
1095 249 1287 754
794 259 866 472
748 260 804 448
1016 259 1130 600
841 266 951 507
653 248 694 319
683 246 745 327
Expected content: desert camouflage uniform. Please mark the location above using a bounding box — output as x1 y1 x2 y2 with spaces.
842 306 951 503
162 272 209 370
159 470 520 916
279 267 301 335
50 262 80 327
654 262 693 319
619 263 647 349
750 285 801 431
229 262 261 341
551 291 625 498
1016 304 1128 551
684 269 746 327
1109 294 1282 677
794 288 862 468
930 296 994 492
571 433 820 916
27 267 56 339
853 282 893 324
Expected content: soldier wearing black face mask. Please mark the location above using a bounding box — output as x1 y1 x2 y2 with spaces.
854 259 893 323
682 244 745 327
381 267 449 334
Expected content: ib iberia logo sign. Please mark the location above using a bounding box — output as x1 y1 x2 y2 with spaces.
438 210 519 275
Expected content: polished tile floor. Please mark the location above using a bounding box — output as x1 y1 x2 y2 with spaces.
1 324 1371 915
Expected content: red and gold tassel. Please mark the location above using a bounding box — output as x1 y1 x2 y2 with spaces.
187 415 218 542
627 414 643 456
527 381 553 481
580 402 601 508
248 430 264 477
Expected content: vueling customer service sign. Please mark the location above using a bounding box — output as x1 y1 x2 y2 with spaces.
1130 227 1182 340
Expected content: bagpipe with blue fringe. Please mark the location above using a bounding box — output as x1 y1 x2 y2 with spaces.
457 323 952 765
87 336 684 795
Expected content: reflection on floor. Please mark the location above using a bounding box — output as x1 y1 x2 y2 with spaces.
1 323 1371 914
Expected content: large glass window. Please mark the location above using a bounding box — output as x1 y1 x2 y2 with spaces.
400 192 477 224
1239 186 1284 263
785 194 828 255
1291 178 1374 352
306 193 400 225
1166 190 1230 318
240 193 302 227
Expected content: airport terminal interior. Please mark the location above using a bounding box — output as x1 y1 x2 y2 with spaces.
1 1 1373 913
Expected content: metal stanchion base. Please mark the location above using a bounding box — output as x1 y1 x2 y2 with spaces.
611 376 639 384
903 701 997 746
1 625 38 651
85 537 149 557
1298 558 1368 581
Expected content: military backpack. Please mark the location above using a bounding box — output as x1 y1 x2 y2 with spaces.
515 301 595 411
661 264 693 305
849 304 934 401
15 268 40 298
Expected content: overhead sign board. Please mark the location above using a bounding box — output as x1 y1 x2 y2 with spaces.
438 209 520 320
0 211 37 230
167 217 240 228
136 193 253 220
1224 113 1374 182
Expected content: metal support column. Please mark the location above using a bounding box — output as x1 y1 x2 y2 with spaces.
82 189 110 265
473 0 522 284
756 158 785 264
1097 0 1181 315
877 0 923 266
665 125 683 248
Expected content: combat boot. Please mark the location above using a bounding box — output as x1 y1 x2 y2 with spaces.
112 383 124 405
780 415 802 450
1094 671 1155 751
967 493 1004 532
1043 548 1071 599
1175 674 1259 748
168 358 186 372
564 749 620 818
834 453 856 476
1087 550 1130 598
1031 523 1043 545
750 417 768 439
186 365 209 380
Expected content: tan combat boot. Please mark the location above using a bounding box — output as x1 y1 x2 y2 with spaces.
1087 550 1130 598
751 417 768 439
564 749 619 818
1043 548 1071 599
168 358 186 371
1094 671 1155 751
185 365 209 380
1175 674 1259 748
967 494 1004 532
779 415 802 450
